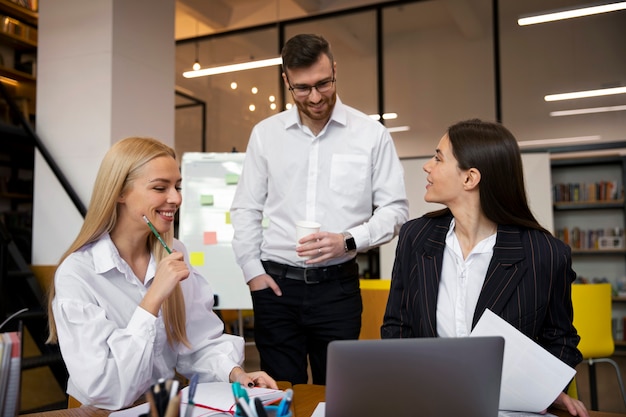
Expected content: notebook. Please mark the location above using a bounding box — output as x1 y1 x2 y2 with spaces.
325 336 504 417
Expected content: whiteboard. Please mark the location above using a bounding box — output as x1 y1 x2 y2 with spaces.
379 153 553 279
179 152 252 310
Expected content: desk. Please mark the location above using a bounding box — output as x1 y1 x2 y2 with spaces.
21 385 626 417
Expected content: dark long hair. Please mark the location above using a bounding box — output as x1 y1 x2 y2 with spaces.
427 119 548 234
281 33 334 70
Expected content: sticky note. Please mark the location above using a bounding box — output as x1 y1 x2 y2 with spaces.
225 173 239 185
200 194 214 206
225 212 231 224
190 252 205 266
262 217 270 228
204 231 217 245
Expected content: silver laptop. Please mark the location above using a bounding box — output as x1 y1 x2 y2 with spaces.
325 336 504 417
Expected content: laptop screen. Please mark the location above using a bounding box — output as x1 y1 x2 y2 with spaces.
325 336 504 417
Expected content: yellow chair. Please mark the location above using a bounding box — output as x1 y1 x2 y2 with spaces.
359 279 391 340
571 283 626 410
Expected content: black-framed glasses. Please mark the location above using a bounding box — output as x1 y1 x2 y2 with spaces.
287 72 336 97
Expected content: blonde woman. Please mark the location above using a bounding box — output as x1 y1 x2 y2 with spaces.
48 137 276 410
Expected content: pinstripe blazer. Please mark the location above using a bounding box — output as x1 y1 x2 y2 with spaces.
381 213 582 369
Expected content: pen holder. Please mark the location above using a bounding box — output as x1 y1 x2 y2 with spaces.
235 405 291 417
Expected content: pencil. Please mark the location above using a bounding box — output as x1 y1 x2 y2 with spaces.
142 215 173 254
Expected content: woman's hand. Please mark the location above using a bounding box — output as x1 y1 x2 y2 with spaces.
229 366 278 389
140 251 190 315
543 392 589 417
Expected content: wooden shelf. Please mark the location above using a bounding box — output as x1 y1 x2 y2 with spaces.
0 0 38 27
0 30 36 50
0 64 34 82
554 200 624 211
571 249 626 256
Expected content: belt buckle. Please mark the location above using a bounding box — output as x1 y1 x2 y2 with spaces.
303 268 321 284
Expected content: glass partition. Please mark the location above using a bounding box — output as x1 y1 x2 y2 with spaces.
499 0 626 146
175 27 281 154
175 0 625 156
383 0 494 157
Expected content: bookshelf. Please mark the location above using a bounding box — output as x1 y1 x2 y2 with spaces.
551 152 626 344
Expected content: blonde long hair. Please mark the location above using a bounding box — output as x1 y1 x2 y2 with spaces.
47 137 189 347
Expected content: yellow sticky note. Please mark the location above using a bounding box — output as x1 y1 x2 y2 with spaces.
225 211 231 224
190 252 205 266
204 231 217 245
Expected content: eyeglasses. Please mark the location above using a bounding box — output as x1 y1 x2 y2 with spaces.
287 73 336 97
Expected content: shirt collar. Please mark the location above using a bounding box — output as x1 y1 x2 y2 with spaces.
92 233 157 285
284 96 347 131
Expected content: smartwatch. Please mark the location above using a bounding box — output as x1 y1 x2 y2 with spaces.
342 231 357 253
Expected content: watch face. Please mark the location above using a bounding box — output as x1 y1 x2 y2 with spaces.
346 237 357 251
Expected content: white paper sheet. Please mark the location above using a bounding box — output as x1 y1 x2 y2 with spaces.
470 309 576 412
109 382 284 417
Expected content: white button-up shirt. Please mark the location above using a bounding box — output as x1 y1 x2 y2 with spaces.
231 97 409 282
52 234 244 410
437 219 497 337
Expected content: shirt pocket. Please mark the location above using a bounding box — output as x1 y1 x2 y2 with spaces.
329 154 369 197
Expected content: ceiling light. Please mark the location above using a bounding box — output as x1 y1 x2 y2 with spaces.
517 135 601 148
369 113 399 121
251 87 258 94
387 126 410 133
192 60 201 71
550 104 626 116
518 1 626 25
183 57 283 78
545 86 626 101
230 82 237 90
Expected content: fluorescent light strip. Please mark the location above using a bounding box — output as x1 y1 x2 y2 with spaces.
518 1 626 25
545 86 626 101
369 113 398 121
550 104 626 116
387 126 410 133
518 135 601 148
183 57 282 78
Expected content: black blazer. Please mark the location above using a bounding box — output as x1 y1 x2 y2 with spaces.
381 213 582 369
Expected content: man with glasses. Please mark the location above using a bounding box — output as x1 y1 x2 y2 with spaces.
231 33 408 385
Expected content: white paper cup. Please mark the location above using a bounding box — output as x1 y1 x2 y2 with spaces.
295 220 321 250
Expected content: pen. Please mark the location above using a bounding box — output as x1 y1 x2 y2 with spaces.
254 397 268 417
232 382 247 415
163 393 180 417
183 373 198 417
143 215 172 254
237 397 256 417
276 388 293 417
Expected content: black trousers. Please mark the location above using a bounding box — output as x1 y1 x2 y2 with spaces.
251 265 362 385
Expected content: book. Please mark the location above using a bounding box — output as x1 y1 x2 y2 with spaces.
1 331 21 417
0 330 21 417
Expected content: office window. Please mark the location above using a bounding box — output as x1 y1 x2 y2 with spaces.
175 28 281 153
499 0 626 146
383 0 495 157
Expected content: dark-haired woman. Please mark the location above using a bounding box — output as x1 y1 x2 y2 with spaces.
381 119 588 417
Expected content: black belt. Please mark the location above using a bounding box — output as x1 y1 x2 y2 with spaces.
262 259 358 284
